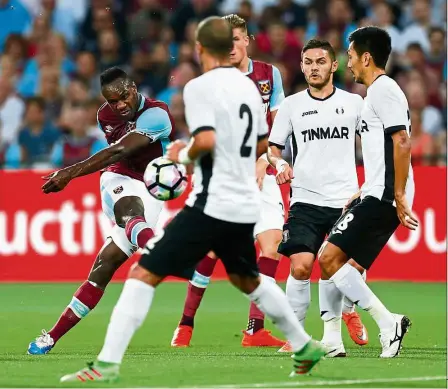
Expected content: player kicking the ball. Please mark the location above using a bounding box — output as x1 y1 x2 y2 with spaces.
60 17 326 383
27 68 174 354
171 13 287 349
267 39 369 355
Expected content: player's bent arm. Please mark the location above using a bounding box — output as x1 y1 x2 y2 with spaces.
178 129 216 164
256 137 268 159
67 132 151 179
391 129 412 198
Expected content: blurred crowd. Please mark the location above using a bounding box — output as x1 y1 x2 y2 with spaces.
0 0 445 169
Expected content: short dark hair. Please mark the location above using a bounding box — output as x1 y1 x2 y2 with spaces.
302 39 336 61
197 16 233 58
429 26 445 38
222 13 247 33
26 96 46 111
100 67 129 87
348 26 391 69
406 42 424 52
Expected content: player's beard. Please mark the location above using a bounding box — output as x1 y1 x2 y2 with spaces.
306 71 332 89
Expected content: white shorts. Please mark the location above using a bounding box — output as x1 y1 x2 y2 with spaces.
254 174 285 237
100 172 164 257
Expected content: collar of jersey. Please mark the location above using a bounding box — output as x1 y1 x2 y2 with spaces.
307 87 336 101
242 59 253 76
137 93 145 112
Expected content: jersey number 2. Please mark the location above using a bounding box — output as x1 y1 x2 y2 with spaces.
239 104 253 157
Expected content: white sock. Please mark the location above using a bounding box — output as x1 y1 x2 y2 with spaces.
342 269 366 314
319 279 343 345
286 275 310 327
248 275 311 351
331 263 395 331
98 279 155 364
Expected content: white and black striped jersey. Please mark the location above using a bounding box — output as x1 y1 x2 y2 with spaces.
359 75 414 206
183 67 268 224
269 87 362 208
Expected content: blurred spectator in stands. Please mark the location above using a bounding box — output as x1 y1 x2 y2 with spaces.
59 77 90 127
39 66 63 123
157 61 198 105
171 0 219 42
0 0 31 53
7 96 60 168
371 2 401 53
146 43 172 97
0 76 24 146
0 55 20 85
3 34 28 72
129 50 152 96
26 11 52 57
75 52 101 96
406 79 443 136
426 27 446 74
400 0 432 54
404 43 442 108
325 29 345 86
306 0 356 50
177 42 195 65
236 1 259 35
169 92 189 142
97 29 126 72
51 105 107 168
410 109 435 166
256 21 302 77
85 97 105 139
17 34 74 98
129 0 166 49
220 0 276 18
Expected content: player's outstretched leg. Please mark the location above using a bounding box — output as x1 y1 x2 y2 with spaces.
28 195 158 355
171 253 218 347
320 243 411 358
242 230 285 347
27 239 127 355
233 274 325 376
342 260 368 346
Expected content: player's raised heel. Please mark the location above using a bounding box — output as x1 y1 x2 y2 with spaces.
379 314 412 358
60 361 119 383
27 330 54 355
242 329 286 347
289 340 326 377
342 312 368 346
321 342 347 357
171 325 193 347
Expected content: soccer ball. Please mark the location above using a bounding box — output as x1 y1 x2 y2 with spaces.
144 157 188 201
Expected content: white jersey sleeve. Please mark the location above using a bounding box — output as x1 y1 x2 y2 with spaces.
268 98 292 149
258 106 269 139
354 95 364 135
372 83 408 135
183 80 216 135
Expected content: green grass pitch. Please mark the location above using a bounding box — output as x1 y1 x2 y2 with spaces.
1 282 446 388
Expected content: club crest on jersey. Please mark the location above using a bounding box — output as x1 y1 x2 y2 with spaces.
105 125 113 133
126 121 136 133
336 107 345 114
113 186 123 194
257 80 271 95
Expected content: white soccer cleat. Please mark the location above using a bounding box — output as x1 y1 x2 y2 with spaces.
27 330 55 355
321 342 347 357
379 314 412 358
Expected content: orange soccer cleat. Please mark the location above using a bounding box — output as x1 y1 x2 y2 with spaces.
242 329 286 347
342 312 368 346
170 325 193 347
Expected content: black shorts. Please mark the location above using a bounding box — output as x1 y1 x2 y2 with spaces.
327 196 400 270
139 206 258 280
278 202 343 257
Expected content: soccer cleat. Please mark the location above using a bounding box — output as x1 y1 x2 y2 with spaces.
171 325 193 347
379 314 411 358
321 342 347 357
242 329 286 347
278 340 293 353
290 340 326 377
27 330 55 355
60 361 119 383
342 311 368 346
